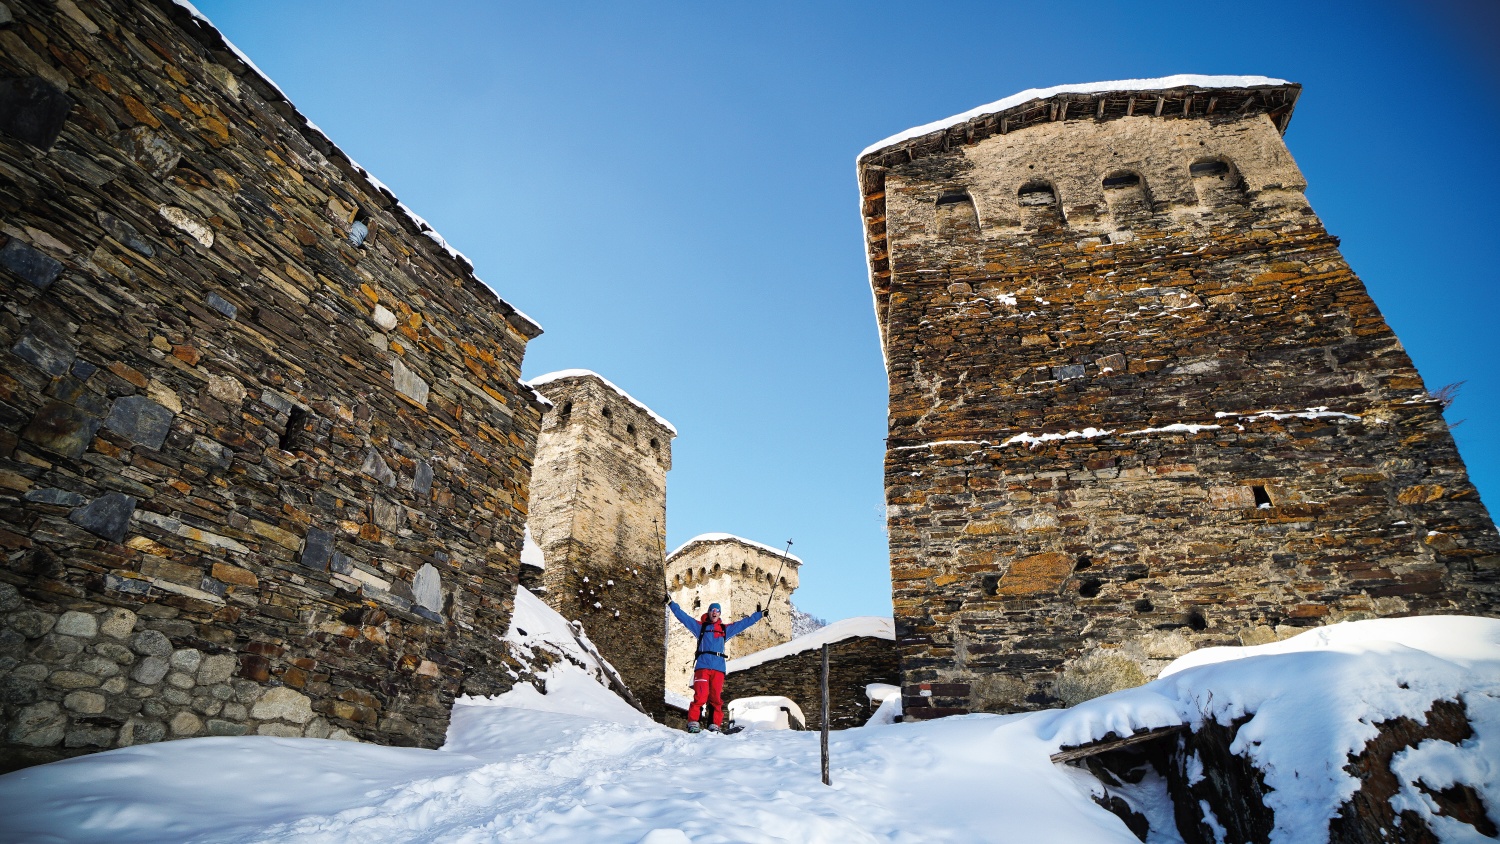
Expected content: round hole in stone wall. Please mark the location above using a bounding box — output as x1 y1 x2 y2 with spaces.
1078 578 1102 598
1074 555 1092 571
627 423 636 434
1186 610 1207 631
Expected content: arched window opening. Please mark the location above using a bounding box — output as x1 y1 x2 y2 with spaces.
601 406 612 418
1102 170 1152 221
559 401 572 420
626 423 636 435
650 438 659 449
1017 180 1063 228
1190 157 1249 207
935 190 980 238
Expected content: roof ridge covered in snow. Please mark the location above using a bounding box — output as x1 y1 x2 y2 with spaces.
526 369 677 435
859 74 1294 160
166 1 542 339
667 532 803 565
727 615 893 672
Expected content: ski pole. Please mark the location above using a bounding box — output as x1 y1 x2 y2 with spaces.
655 518 669 599
765 539 793 609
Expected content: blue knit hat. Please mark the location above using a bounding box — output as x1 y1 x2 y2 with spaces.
708 603 721 613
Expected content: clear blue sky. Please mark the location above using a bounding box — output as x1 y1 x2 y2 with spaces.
194 0 1499 623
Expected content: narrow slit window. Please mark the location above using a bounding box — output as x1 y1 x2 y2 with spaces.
280 406 312 452
1252 485 1272 508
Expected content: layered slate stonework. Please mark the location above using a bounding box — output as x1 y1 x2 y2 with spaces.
665 534 799 698
527 371 675 719
858 77 1500 719
0 0 545 770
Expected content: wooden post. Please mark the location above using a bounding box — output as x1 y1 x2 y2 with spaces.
820 643 831 786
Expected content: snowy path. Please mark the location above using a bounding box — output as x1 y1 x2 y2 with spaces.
220 706 1130 843
5 614 1496 843
0 698 1134 844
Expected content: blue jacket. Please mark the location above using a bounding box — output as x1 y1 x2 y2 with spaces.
669 601 763 673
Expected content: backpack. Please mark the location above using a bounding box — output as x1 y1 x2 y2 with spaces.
694 614 727 659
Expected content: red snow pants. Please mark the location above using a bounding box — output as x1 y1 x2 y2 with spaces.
688 668 726 726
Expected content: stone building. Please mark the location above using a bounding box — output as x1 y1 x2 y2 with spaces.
665 534 798 697
0 0 545 770
858 76 1500 719
725 617 896 730
526 370 675 718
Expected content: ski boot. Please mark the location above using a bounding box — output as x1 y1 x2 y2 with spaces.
706 723 722 734
686 721 701 734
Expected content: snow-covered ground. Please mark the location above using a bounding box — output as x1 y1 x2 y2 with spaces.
3 604 1497 843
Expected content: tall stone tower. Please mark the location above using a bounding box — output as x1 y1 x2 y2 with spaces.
858 77 1500 720
526 370 675 718
664 534 800 696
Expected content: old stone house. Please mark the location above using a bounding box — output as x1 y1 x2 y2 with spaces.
525 369 676 719
858 76 1500 719
725 616 896 730
0 0 545 770
665 533 799 697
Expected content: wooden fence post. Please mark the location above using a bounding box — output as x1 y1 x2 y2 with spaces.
821 643 830 786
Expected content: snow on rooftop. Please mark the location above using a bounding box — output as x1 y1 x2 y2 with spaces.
727 616 892 673
860 74 1291 160
520 526 545 569
667 532 803 565
170 1 541 337
526 369 677 435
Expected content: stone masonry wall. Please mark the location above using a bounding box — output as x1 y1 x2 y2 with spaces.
0 0 544 770
862 85 1500 720
726 635 899 730
529 373 674 718
666 536 798 698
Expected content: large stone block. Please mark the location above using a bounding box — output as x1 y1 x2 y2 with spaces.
68 493 137 543
21 401 101 459
104 395 174 451
11 320 76 377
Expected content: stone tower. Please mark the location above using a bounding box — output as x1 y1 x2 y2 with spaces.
858 77 1500 720
664 534 799 696
526 370 675 718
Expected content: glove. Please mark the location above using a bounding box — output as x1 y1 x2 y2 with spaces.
663 592 672 606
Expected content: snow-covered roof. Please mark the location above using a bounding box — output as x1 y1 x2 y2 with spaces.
520 526 545 569
727 616 892 673
667 533 803 565
526 369 677 436
168 2 542 338
860 75 1292 160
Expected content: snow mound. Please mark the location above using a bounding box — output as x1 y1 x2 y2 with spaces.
860 74 1292 159
477 586 649 726
727 695 807 731
728 616 893 672
1038 615 1500 843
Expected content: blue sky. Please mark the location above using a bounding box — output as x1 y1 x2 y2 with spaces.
193 0 1500 623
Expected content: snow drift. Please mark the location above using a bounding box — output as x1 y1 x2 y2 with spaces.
0 612 1495 843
